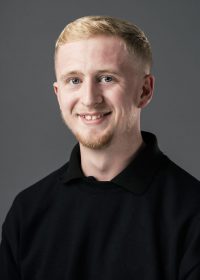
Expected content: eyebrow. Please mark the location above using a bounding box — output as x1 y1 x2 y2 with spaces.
60 71 82 82
59 69 121 81
96 70 121 77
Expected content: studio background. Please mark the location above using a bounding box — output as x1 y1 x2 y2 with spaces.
0 0 199 230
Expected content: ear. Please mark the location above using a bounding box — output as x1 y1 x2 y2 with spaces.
53 81 59 95
53 82 62 109
138 74 155 108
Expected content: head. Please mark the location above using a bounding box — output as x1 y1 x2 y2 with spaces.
53 16 154 150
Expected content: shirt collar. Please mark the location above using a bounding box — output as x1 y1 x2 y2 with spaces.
61 131 165 194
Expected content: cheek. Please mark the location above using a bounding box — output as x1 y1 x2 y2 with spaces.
113 94 134 111
58 93 78 114
126 78 142 103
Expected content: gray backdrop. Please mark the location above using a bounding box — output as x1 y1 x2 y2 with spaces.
0 0 200 230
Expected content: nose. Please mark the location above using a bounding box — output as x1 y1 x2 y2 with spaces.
80 78 103 107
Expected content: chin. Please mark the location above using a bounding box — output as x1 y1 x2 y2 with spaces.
75 131 114 150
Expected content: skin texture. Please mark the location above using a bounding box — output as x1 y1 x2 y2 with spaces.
54 35 154 180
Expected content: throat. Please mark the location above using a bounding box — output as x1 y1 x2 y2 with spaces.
80 137 144 181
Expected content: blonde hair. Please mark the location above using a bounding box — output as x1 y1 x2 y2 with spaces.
55 15 152 70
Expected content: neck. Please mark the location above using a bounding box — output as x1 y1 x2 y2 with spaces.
79 131 144 181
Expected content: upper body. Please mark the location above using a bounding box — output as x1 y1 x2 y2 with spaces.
0 15 200 279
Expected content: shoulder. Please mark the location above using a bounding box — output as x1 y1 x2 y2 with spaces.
2 162 70 237
161 155 199 188
8 162 69 216
156 154 200 213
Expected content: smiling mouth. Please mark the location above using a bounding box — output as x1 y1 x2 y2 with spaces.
77 112 112 121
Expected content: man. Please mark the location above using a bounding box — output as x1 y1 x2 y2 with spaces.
0 15 200 280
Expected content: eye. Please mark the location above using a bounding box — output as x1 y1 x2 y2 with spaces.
99 75 113 83
67 77 81 85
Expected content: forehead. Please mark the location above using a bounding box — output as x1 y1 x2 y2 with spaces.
55 36 135 76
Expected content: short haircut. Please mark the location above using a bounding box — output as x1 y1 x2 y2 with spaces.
54 15 152 71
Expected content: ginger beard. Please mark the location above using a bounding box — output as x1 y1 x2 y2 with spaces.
60 110 114 150
60 105 138 150
74 127 114 150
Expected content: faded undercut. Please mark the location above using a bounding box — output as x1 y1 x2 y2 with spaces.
54 15 152 71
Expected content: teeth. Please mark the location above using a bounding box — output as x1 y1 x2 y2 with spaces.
88 115 101 120
81 114 103 120
78 112 111 121
85 115 92 120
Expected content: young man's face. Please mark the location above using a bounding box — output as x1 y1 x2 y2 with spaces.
54 35 153 150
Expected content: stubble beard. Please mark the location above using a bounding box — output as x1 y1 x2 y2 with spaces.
61 112 114 150
60 107 137 150
74 129 114 150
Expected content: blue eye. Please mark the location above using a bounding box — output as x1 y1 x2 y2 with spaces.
100 76 113 83
68 77 81 84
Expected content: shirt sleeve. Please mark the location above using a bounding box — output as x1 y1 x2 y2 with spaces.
179 214 200 280
0 197 21 279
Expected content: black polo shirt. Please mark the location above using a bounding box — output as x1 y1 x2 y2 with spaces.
0 131 200 280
